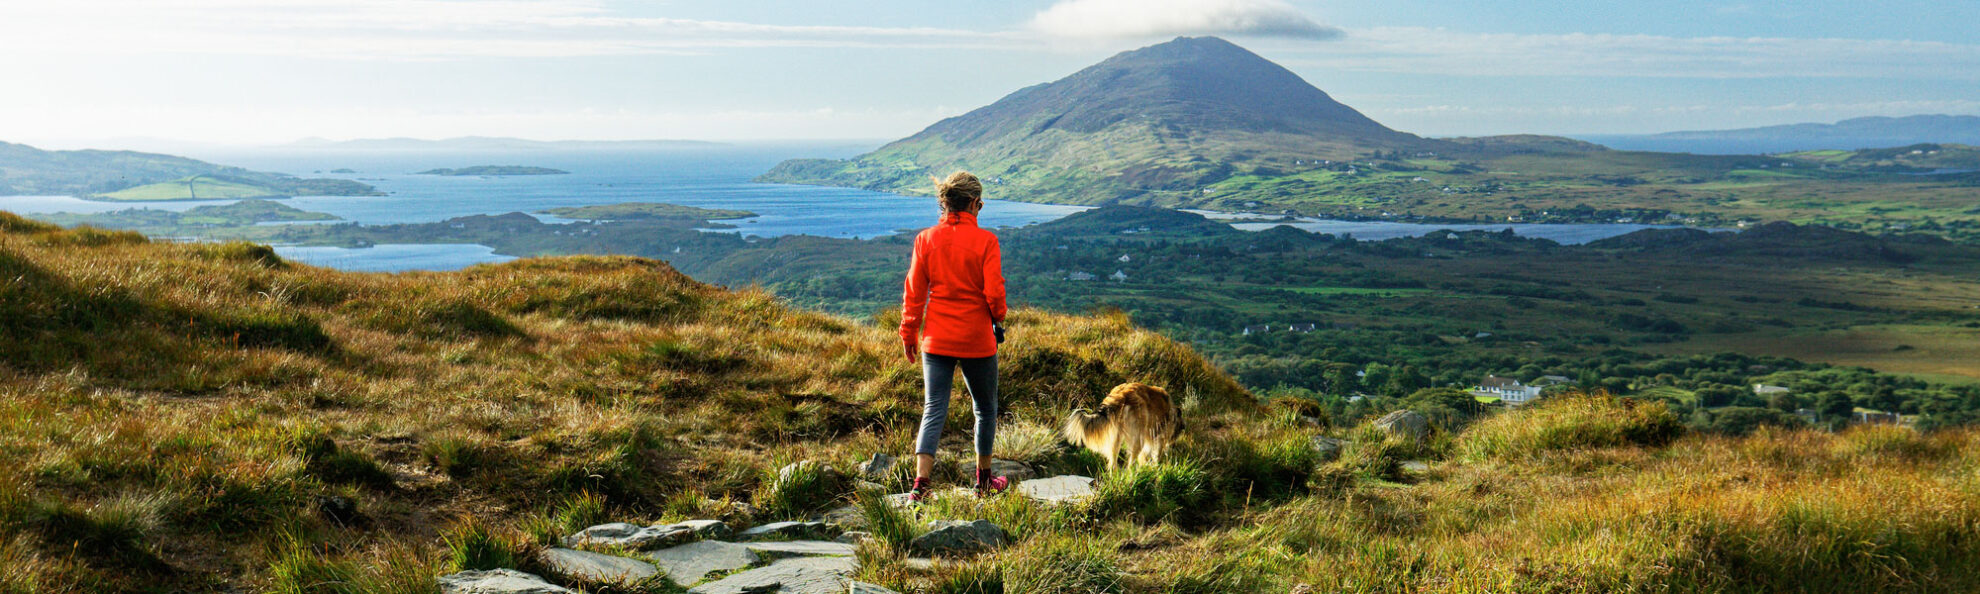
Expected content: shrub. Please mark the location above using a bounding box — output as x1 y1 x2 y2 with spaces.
443 517 525 572
266 537 364 594
423 431 496 479
754 460 849 520
1088 459 1211 524
856 487 921 553
1455 391 1681 461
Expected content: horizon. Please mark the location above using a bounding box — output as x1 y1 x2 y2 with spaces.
6 0 1978 147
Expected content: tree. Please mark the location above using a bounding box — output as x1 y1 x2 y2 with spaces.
1816 392 1855 430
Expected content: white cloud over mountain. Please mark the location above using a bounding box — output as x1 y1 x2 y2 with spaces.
1028 0 1343 40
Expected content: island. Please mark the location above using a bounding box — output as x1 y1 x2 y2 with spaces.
35 199 340 231
0 140 381 201
415 166 569 176
538 202 755 222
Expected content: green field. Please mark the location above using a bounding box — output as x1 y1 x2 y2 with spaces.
91 175 286 200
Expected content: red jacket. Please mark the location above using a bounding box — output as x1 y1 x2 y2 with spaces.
900 211 1007 358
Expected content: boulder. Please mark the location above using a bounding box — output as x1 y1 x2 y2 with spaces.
957 459 1036 482
738 520 832 541
437 569 574 594
908 520 1006 556
563 522 676 550
537 548 659 586
1015 475 1096 504
857 453 894 477
1374 410 1429 444
644 540 760 587
850 582 903 594
1310 436 1345 463
743 540 858 559
687 556 859 594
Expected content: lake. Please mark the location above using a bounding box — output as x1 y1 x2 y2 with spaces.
1 143 1696 271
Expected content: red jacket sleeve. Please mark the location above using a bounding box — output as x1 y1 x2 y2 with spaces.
900 233 930 342
983 235 1007 323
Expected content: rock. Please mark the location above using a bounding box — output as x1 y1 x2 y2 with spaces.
858 453 894 477
1016 475 1096 504
687 556 859 594
778 460 839 484
564 522 676 550
644 540 760 587
853 480 889 493
664 519 734 540
850 582 903 594
1374 410 1429 444
816 504 866 530
438 569 574 594
1310 436 1345 463
738 520 831 541
957 459 1036 482
1401 461 1431 474
743 540 858 559
537 548 659 586
835 531 872 545
908 520 1006 556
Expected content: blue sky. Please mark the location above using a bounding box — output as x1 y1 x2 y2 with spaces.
4 0 1976 146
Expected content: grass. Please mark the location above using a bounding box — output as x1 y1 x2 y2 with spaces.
93 175 285 200
4 215 1979 591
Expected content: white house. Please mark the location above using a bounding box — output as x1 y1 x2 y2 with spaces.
1109 270 1128 282
1472 375 1543 406
1753 384 1791 396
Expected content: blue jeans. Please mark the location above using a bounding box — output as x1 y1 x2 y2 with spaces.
915 353 997 457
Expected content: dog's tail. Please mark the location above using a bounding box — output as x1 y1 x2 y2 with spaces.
1064 407 1113 447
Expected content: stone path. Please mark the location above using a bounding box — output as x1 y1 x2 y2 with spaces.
438 471 1099 592
537 548 657 586
644 540 760 587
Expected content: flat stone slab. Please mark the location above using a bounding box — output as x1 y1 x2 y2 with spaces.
565 522 670 549
743 540 858 559
538 547 658 586
687 556 859 594
850 582 903 594
1400 461 1431 474
739 520 830 541
644 540 760 587
1016 475 1096 504
438 569 574 594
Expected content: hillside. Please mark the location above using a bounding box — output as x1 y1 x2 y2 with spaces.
0 140 378 199
760 36 1447 206
1587 114 1980 154
3 211 1977 592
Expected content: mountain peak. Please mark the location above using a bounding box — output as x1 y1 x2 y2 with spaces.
760 36 1427 205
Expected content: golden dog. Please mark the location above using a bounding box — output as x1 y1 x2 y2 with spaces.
1064 382 1183 471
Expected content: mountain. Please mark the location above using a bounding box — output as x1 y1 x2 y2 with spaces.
760 36 1458 206
1579 115 1980 154
0 140 376 199
282 136 724 151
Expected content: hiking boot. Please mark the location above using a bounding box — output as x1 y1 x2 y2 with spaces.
908 477 933 504
974 473 1009 497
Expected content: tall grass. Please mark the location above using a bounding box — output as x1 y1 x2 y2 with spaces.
1455 391 1681 461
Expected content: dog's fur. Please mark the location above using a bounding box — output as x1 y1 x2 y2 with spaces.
1064 382 1184 471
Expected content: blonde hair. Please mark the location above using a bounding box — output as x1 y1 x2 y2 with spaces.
932 171 983 214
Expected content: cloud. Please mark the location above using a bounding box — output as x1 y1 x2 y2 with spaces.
0 0 1019 59
1028 0 1342 40
1264 27 1980 80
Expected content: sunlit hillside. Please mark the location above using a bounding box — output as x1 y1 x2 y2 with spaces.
1 212 1976 593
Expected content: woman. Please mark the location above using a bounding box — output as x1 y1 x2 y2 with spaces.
900 171 1008 502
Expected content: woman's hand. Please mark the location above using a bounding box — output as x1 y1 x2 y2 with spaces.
903 340 920 364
